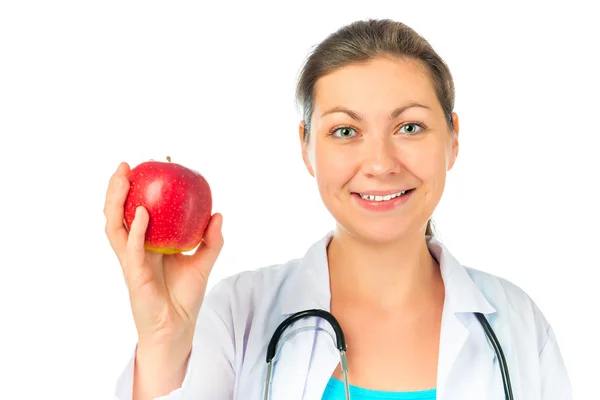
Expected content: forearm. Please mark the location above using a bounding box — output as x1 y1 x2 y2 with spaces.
132 341 192 400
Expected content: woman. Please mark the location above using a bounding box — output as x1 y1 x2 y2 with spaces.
106 19 572 399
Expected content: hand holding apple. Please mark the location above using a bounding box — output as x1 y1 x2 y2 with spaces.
124 156 212 254
103 160 224 398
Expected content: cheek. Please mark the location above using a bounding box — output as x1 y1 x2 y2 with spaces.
313 142 356 190
419 145 448 197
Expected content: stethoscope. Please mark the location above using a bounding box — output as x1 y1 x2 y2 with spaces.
264 309 513 400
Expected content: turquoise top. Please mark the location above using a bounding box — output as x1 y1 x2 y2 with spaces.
322 377 437 399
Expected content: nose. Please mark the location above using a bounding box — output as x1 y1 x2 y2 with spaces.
360 136 401 178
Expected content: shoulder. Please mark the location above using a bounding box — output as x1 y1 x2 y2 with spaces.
464 266 552 350
200 257 301 322
206 257 301 299
465 266 536 311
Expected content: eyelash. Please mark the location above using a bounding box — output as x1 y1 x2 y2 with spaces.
328 121 427 139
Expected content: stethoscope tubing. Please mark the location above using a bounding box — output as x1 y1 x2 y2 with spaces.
264 309 514 400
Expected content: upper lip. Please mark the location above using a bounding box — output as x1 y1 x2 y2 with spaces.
353 188 414 196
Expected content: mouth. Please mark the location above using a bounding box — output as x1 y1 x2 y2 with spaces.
351 188 415 202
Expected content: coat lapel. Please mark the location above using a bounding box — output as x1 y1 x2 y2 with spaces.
270 232 337 399
436 306 471 398
427 235 500 399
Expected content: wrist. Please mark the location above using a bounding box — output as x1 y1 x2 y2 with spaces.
136 333 193 367
137 324 194 352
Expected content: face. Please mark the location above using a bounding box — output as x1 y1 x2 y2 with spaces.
300 56 459 244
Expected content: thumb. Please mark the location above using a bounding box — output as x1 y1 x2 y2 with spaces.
189 213 224 278
125 206 150 278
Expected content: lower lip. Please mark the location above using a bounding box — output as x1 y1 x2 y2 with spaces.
352 190 414 212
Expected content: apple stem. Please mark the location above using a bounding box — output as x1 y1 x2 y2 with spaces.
167 156 171 162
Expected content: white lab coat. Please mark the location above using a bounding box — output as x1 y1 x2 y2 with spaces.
114 232 572 399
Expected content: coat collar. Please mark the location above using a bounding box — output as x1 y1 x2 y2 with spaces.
280 230 496 316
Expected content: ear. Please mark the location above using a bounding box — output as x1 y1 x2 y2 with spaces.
299 120 315 177
447 112 460 170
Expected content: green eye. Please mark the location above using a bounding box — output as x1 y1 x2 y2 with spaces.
332 127 356 138
400 123 424 135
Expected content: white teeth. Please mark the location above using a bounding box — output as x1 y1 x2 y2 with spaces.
359 190 409 201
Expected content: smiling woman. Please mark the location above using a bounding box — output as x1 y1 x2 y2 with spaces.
296 26 458 241
108 18 572 400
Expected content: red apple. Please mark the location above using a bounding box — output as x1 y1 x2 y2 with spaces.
123 157 212 254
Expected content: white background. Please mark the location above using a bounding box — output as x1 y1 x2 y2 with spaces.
1 1 598 398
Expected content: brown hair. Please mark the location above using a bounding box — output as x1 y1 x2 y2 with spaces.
295 18 456 237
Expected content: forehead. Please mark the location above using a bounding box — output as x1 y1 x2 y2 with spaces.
312 56 438 117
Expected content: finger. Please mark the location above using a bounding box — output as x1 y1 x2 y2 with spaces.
188 213 224 278
104 162 130 217
125 206 150 280
104 162 130 262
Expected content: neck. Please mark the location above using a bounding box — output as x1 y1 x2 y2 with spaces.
327 227 443 310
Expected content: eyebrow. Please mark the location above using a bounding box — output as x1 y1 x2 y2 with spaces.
320 101 430 121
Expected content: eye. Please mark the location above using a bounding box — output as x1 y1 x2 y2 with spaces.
330 126 357 139
398 122 426 135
